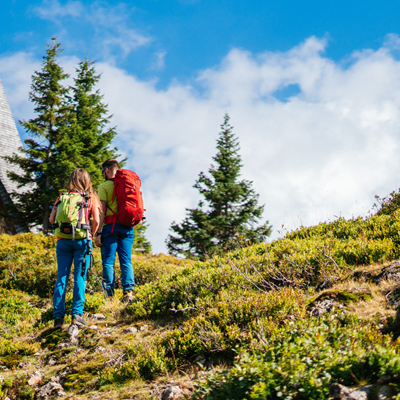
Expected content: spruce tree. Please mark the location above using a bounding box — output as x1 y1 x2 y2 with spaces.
4 38 70 233
166 114 272 259
57 59 120 189
133 222 152 254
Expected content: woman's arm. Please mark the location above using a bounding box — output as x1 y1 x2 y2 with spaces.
91 205 100 235
94 201 107 247
49 206 57 225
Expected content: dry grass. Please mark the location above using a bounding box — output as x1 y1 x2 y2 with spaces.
314 264 399 319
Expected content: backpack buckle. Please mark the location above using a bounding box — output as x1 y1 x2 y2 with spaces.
60 222 73 235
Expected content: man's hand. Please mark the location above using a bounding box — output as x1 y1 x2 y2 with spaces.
95 235 102 247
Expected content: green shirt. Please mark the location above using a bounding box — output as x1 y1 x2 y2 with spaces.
98 180 118 222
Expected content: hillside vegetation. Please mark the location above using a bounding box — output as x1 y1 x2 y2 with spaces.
2 210 400 399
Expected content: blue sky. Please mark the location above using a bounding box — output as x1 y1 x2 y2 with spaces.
3 0 400 87
3 1 400 252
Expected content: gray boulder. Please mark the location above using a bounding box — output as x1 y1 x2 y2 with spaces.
347 385 373 400
330 383 352 398
37 381 66 399
161 385 184 400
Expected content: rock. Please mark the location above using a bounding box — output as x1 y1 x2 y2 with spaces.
34 352 41 357
311 299 336 317
161 386 184 400
68 324 79 345
377 375 391 385
348 385 373 400
56 343 69 349
374 262 400 284
18 360 29 368
68 324 79 338
28 370 44 386
58 368 70 378
385 285 400 307
330 383 352 398
377 385 398 400
194 356 206 365
140 325 149 331
97 346 106 353
47 356 57 366
91 313 106 320
123 327 138 334
0 375 4 385
88 325 98 330
37 381 66 399
316 277 340 291
70 337 79 345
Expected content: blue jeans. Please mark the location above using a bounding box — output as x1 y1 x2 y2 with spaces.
101 223 135 296
53 239 91 319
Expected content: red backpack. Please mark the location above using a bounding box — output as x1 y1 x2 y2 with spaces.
104 169 145 232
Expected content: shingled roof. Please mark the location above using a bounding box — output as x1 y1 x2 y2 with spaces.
0 79 28 234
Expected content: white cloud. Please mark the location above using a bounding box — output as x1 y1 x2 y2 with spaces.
33 0 84 19
4 36 400 253
33 0 151 58
0 53 40 124
151 51 166 70
96 36 400 252
102 28 151 58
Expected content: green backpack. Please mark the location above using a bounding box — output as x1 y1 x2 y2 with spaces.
54 191 91 240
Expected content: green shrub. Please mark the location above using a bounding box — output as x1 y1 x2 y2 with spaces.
194 316 400 400
162 288 305 364
0 376 35 400
0 233 58 297
102 342 169 384
0 339 39 357
0 288 43 339
133 253 189 286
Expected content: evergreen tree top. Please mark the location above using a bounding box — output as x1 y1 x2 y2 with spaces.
24 38 70 140
167 113 271 260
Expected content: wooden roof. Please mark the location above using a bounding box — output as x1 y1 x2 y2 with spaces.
0 79 28 233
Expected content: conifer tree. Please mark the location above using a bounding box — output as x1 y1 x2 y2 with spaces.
166 114 272 259
56 59 120 189
133 222 152 254
5 38 70 233
4 40 128 235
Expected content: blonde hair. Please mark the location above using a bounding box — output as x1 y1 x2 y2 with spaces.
66 168 100 209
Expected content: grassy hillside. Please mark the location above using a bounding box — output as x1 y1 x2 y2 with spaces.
2 210 400 399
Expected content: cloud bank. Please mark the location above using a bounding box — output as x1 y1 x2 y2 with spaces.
2 36 400 252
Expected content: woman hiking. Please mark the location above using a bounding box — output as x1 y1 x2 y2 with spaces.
49 168 100 328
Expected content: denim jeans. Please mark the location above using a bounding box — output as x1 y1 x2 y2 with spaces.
101 222 135 296
53 239 91 319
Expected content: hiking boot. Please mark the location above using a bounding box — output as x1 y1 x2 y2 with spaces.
122 290 134 303
54 318 64 329
71 314 88 327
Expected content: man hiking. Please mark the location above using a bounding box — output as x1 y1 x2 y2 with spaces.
95 159 138 302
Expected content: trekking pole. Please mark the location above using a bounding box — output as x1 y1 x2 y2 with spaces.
81 230 91 278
